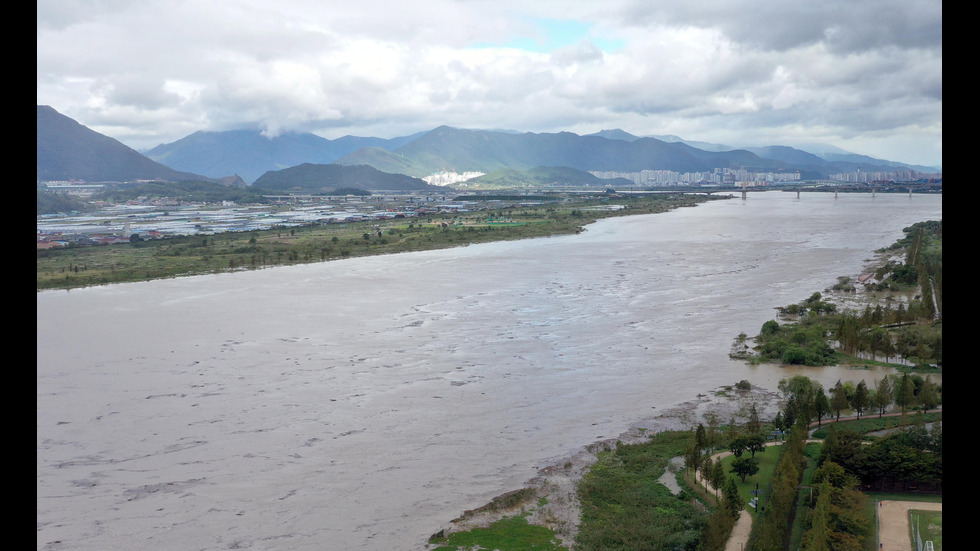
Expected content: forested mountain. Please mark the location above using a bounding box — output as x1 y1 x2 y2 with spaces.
37 105 205 183
251 163 446 193
464 166 634 189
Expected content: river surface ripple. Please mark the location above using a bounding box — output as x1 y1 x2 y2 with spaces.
37 192 942 550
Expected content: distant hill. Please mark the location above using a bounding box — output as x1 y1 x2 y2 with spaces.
585 129 642 142
37 105 205 183
650 134 735 152
817 152 939 172
334 147 432 178
95 180 271 204
145 129 425 183
37 188 91 215
464 166 633 189
252 163 447 193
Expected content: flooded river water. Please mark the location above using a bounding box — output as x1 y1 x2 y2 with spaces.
37 191 942 550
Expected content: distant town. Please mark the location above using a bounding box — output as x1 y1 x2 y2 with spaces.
37 155 942 251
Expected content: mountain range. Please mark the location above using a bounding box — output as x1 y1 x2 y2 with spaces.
38 105 938 188
36 106 432 192
146 128 425 184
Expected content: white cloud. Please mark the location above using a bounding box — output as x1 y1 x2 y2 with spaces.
36 0 942 165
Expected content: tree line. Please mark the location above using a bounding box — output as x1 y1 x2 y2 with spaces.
748 220 942 368
771 375 941 550
777 373 940 430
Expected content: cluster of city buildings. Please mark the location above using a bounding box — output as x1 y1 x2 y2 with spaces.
589 167 801 187
830 169 941 183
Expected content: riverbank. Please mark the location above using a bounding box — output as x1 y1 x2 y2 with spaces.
39 193 942 551
426 383 783 549
37 192 723 290
425 212 942 550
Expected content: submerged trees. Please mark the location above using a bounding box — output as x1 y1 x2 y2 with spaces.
745 220 942 369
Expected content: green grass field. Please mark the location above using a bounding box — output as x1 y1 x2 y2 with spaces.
911 509 942 551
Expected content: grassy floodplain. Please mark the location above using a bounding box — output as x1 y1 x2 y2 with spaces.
37 192 721 290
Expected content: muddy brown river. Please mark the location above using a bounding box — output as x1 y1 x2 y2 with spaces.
37 191 942 550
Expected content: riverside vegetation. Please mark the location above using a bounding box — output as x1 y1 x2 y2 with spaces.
734 220 942 370
37 192 718 290
427 378 941 551
428 220 942 550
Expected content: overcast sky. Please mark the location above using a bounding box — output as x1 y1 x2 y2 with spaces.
37 0 942 167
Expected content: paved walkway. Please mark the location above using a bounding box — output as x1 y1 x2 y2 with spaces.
725 510 752 551
878 500 942 551
691 445 780 551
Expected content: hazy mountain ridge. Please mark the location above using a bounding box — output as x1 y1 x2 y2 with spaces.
146 129 426 183
597 130 939 172
38 105 938 186
343 126 718 176
340 126 932 178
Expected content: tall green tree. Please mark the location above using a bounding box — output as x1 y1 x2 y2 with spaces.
710 457 725 498
748 424 806 551
746 434 767 458
918 375 940 412
780 375 819 426
699 453 715 486
813 386 830 426
695 423 707 449
873 377 892 417
686 444 703 476
803 461 870 551
894 373 916 415
851 380 870 418
868 326 890 361
729 436 749 458
706 412 721 452
731 456 760 482
830 380 850 421
724 477 743 518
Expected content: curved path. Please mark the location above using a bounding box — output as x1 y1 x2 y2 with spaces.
691 443 781 551
725 510 752 551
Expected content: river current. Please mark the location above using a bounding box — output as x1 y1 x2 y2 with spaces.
37 191 942 550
